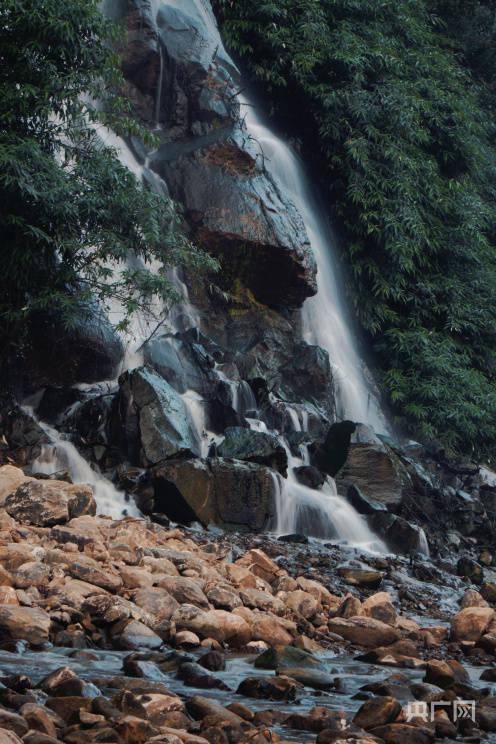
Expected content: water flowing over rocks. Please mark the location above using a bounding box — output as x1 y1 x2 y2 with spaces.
3 1 496 741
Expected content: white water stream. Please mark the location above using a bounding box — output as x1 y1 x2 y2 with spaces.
23 403 139 520
240 97 387 433
247 410 385 551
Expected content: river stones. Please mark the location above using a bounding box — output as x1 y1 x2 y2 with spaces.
206 585 242 611
481 582 496 603
362 592 397 626
132 586 179 623
111 619 163 651
0 606 50 647
283 589 319 618
0 712 28 739
278 667 335 690
254 644 323 671
328 616 401 647
353 695 402 730
424 659 469 689
198 650 226 671
337 567 384 589
460 588 489 608
172 605 251 647
239 588 285 615
457 556 484 585
67 555 123 593
0 466 34 507
177 661 230 690
158 576 209 609
237 675 301 701
371 723 434 743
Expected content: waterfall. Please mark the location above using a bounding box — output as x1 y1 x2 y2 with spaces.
25 0 390 551
235 95 390 549
23 406 138 519
239 97 387 433
253 415 385 551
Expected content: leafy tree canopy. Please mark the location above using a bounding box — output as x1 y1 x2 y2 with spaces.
0 0 216 358
214 0 496 458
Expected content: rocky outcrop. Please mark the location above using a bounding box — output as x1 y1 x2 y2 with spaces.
25 301 123 387
119 0 317 310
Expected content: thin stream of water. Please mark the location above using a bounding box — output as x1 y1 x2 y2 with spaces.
239 97 387 433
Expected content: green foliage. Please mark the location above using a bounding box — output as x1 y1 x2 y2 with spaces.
214 0 496 458
0 0 216 350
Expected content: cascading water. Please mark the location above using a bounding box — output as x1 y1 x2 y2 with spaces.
239 97 387 433
235 95 391 550
23 403 139 519
247 410 386 552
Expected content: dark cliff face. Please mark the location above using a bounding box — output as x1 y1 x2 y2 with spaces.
120 0 318 309
106 0 335 527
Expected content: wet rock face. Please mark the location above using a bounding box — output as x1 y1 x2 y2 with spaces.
335 425 413 507
162 143 317 309
369 513 428 555
119 0 317 310
217 426 287 475
116 367 200 465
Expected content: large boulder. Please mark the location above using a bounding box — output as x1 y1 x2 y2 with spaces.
346 484 388 515
145 457 275 530
5 479 96 527
327 616 401 647
3 406 49 451
26 301 123 386
162 140 317 310
217 426 287 475
450 607 494 642
353 696 402 731
0 606 51 646
144 335 213 395
116 366 199 465
172 604 251 647
369 513 429 555
332 424 412 507
0 465 33 507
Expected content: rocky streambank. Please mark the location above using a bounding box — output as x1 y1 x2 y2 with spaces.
0 466 495 742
